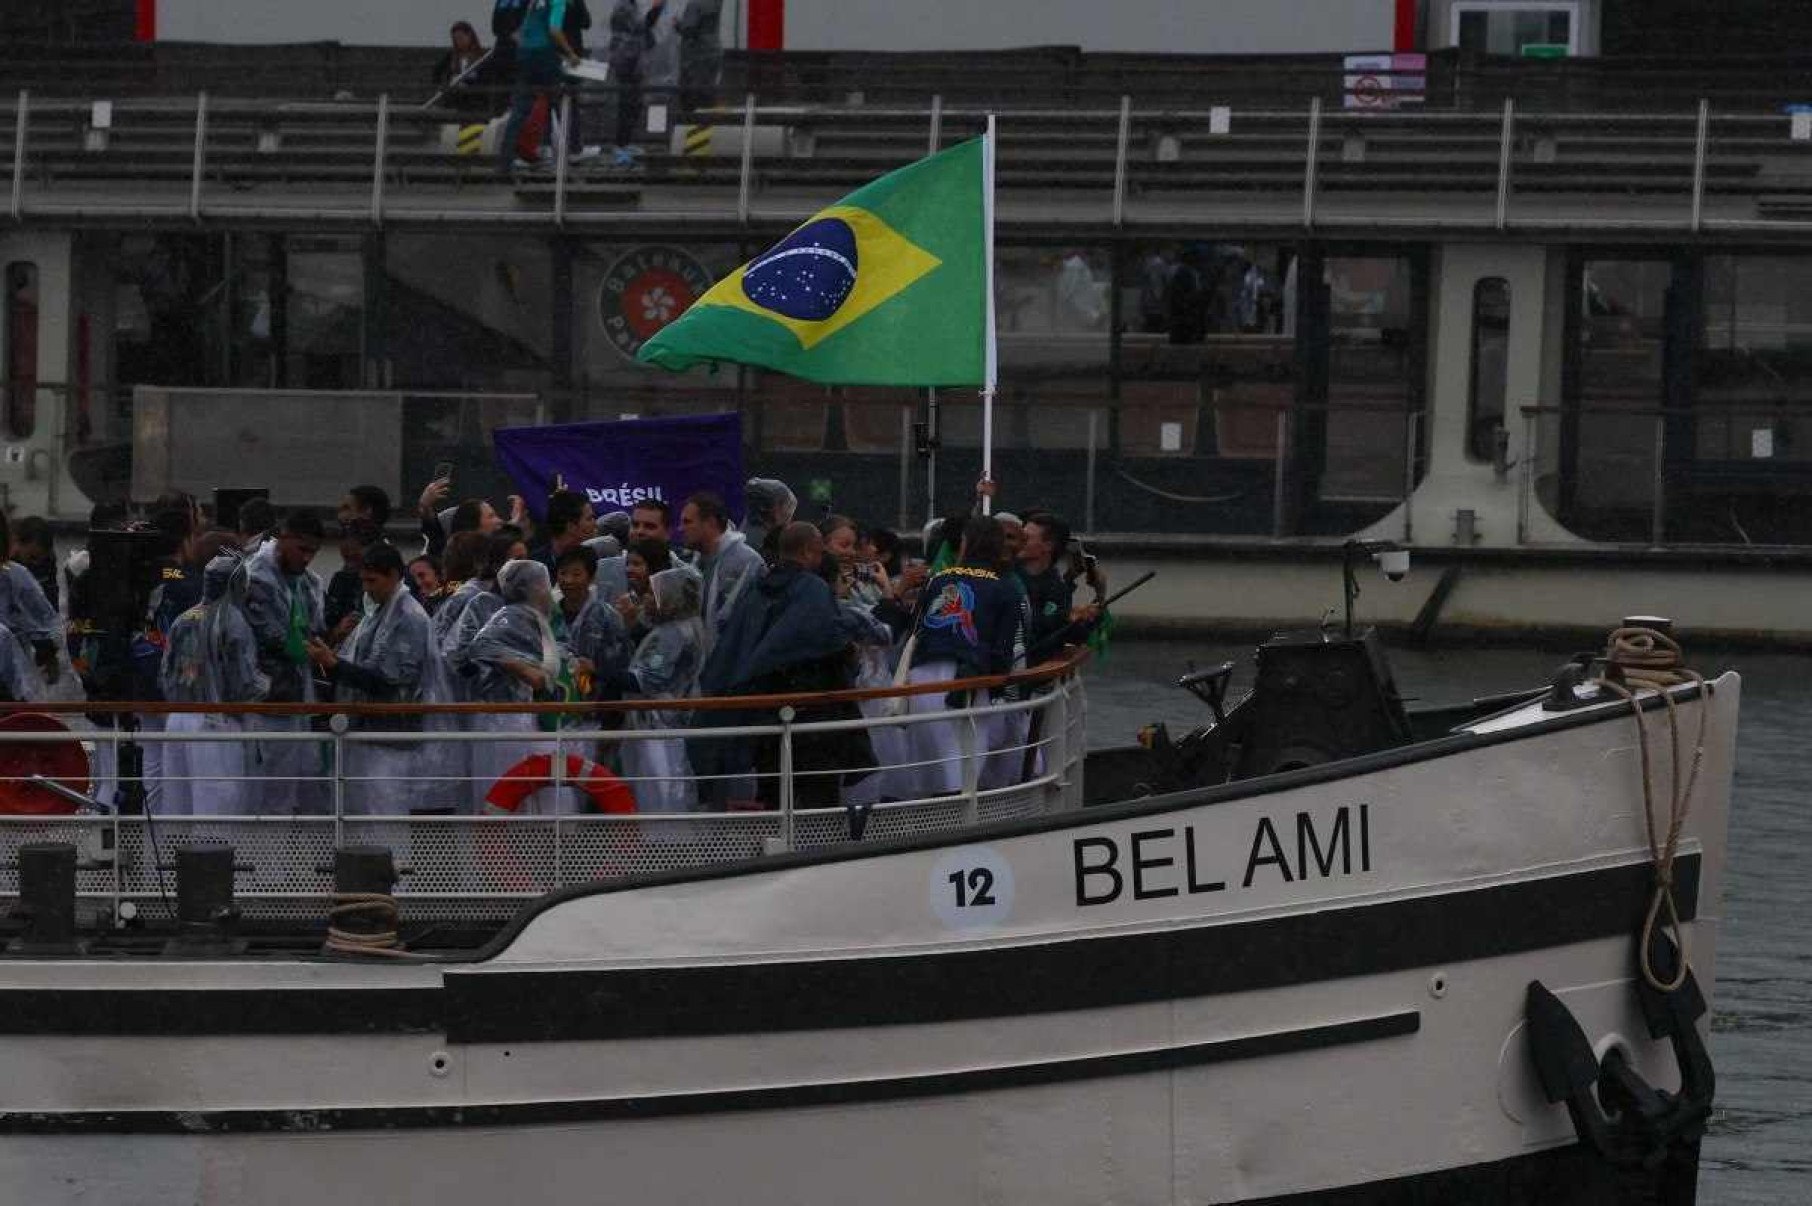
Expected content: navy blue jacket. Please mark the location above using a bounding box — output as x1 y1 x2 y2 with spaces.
910 563 1023 677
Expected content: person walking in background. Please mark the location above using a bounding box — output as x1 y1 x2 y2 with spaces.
497 0 582 175
606 0 654 167
676 0 723 115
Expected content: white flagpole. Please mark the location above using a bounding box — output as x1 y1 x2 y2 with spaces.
980 112 998 515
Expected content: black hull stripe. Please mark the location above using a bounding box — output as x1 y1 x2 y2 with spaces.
0 1011 1417 1135
0 856 1696 1038
442 855 1698 1044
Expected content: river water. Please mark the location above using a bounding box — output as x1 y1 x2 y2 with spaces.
1087 639 1809 1206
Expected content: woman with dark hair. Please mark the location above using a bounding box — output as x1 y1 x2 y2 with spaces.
434 21 497 119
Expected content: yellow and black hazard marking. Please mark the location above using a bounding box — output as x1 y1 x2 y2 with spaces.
456 123 486 155
682 125 714 156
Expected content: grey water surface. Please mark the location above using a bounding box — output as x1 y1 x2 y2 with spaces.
1086 639 1810 1206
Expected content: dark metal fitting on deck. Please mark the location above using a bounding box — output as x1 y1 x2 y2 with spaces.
163 845 248 957
7 842 84 956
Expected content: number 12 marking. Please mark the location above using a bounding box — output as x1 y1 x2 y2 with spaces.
947 867 997 908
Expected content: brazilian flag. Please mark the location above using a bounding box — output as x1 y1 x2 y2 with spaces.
636 138 987 386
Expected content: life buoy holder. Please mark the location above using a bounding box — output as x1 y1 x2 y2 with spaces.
483 753 636 815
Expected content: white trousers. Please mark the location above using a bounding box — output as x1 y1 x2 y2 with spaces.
980 709 1033 792
621 732 696 814
902 661 972 799
254 714 326 816
345 742 424 816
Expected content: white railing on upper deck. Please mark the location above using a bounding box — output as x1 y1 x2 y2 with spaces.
5 90 1808 236
0 654 1088 923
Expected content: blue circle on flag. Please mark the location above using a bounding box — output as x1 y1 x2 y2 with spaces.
741 218 859 322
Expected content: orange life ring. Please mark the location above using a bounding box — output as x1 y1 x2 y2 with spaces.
483 753 636 815
0 713 89 815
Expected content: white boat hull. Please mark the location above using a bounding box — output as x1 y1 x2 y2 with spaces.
0 676 1738 1205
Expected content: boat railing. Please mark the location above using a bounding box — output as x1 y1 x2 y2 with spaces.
0 650 1089 926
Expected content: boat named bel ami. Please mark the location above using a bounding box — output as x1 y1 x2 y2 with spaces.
0 595 1734 1206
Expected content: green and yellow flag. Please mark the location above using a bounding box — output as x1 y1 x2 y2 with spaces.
636 138 987 387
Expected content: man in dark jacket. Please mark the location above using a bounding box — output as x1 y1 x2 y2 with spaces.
1014 511 1101 658
695 521 873 807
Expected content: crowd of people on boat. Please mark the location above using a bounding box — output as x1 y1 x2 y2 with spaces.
0 476 1106 818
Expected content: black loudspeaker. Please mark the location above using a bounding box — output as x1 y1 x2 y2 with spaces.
214 488 269 533
82 529 167 634
1231 629 1413 780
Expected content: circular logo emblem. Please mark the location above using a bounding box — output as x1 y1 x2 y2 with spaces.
741 217 859 322
599 246 715 361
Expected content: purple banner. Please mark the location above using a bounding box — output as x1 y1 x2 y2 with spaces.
492 412 744 533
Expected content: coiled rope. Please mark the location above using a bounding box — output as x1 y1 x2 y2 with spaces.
324 892 407 958
1593 627 1709 993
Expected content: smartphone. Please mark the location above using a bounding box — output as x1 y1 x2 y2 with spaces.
433 460 456 484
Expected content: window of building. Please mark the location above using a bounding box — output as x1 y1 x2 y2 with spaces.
1452 2 1578 55
1468 278 1510 462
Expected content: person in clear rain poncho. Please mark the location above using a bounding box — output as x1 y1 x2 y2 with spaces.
240 512 327 814
602 566 705 814
438 530 522 669
0 509 64 700
307 545 454 816
0 620 43 703
741 477 797 564
159 544 270 816
452 559 582 814
554 546 632 694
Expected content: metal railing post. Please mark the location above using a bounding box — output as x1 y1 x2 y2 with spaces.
1518 408 1536 544
189 91 208 222
1301 96 1322 229
961 708 980 825
552 724 567 886
925 388 939 524
777 706 796 851
1271 408 1289 537
1690 98 1709 233
371 93 390 226
1051 682 1071 806
736 93 756 223
927 93 943 153
1085 408 1099 534
1112 94 1131 226
553 91 570 227
1494 98 1514 231
330 716 347 848
10 90 26 221
1650 414 1667 547
897 403 912 530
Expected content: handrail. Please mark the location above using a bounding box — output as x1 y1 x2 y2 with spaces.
0 646 1091 718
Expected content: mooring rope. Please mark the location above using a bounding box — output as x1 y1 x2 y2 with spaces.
324 892 408 958
1593 626 1709 993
